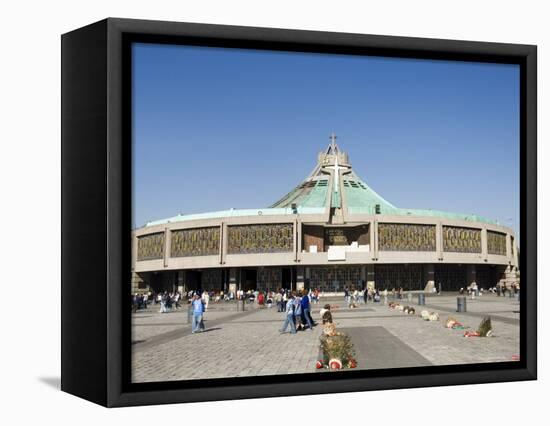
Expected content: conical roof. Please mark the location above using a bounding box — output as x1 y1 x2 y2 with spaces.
269 134 497 224
270 133 396 215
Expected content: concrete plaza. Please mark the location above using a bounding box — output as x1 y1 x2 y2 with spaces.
131 293 520 383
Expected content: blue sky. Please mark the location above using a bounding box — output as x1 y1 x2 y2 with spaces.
132 43 519 235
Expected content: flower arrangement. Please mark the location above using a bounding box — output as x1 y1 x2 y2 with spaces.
323 322 337 337
319 329 356 370
403 306 415 315
464 316 493 337
445 316 465 329
420 310 439 321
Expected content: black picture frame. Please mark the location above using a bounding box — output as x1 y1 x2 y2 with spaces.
61 17 537 407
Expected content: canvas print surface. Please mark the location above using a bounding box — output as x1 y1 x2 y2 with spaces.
131 43 520 383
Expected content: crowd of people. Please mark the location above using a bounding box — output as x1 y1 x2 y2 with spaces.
279 289 317 334
131 286 399 314
343 286 384 307
131 290 209 313
132 287 323 334
459 282 519 299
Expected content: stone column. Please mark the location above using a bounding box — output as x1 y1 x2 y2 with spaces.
296 266 305 292
229 268 238 295
370 221 376 260
436 221 443 261
481 228 488 262
512 237 519 268
131 271 146 293
423 264 435 292
163 227 170 268
503 264 519 288
366 264 375 290
222 222 229 262
131 231 138 271
219 222 225 265
372 219 379 260
467 264 477 288
176 270 184 294
297 220 303 257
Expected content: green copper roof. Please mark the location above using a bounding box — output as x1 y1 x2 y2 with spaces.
344 175 396 212
344 176 497 225
270 178 329 209
144 206 325 227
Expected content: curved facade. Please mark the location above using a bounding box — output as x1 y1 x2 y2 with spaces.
132 138 519 293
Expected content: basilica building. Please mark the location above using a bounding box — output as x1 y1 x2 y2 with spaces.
132 135 519 294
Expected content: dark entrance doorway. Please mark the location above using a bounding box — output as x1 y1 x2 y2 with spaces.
434 264 467 291
149 271 178 294
243 268 257 291
476 265 507 289
185 270 202 292
282 267 294 290
149 272 163 293
221 268 229 293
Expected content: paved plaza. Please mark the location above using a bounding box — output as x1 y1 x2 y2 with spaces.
131 293 520 383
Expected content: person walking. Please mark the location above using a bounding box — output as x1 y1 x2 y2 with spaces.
165 292 173 311
173 291 181 310
191 294 204 333
202 290 210 311
294 292 303 331
279 294 297 334
275 291 283 312
301 290 314 330
159 292 168 313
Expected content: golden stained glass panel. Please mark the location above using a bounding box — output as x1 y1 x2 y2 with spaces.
487 231 506 255
171 227 220 257
378 223 436 251
443 226 481 253
228 224 293 254
137 233 165 261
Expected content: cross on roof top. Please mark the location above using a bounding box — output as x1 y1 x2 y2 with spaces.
329 132 337 149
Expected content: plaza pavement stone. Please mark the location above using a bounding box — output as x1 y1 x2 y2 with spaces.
131 293 520 383
132 304 249 344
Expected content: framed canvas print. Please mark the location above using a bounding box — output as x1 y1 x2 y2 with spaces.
61 18 537 407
